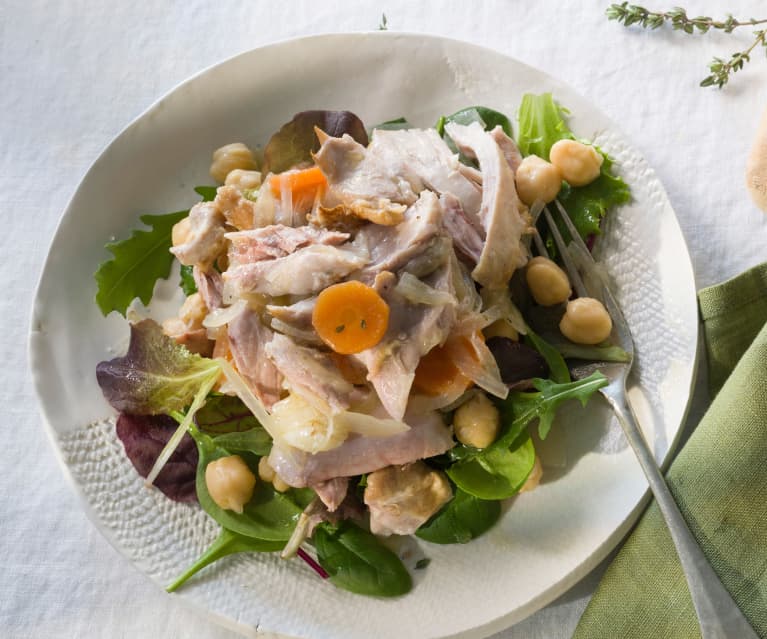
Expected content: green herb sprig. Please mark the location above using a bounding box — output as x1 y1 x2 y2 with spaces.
606 3 767 88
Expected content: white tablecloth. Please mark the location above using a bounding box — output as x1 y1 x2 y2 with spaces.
3 1 766 637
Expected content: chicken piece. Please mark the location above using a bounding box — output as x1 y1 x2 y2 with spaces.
162 292 213 356
227 225 350 268
439 192 483 265
193 266 224 310
264 333 356 414
368 128 482 222
227 308 282 409
223 244 369 297
266 297 320 344
445 122 529 289
313 133 418 215
355 190 444 281
364 462 452 536
170 201 227 268
313 127 482 227
268 409 454 487
356 251 458 420
214 184 257 230
311 477 349 512
489 125 524 173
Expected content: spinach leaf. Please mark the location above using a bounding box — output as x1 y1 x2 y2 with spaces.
196 394 264 435
416 488 501 544
371 117 412 132
525 329 570 383
94 210 188 317
516 93 630 240
166 527 284 592
447 433 535 500
96 319 222 415
193 433 307 541
436 106 513 137
313 521 412 597
263 110 368 174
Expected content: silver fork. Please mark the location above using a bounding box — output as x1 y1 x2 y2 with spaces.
535 201 758 639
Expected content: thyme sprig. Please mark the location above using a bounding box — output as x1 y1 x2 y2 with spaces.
606 3 767 88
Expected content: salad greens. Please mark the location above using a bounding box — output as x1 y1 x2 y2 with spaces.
447 372 607 499
94 210 187 317
517 93 631 239
95 96 631 600
314 521 412 597
416 488 501 544
96 319 222 415
166 527 284 593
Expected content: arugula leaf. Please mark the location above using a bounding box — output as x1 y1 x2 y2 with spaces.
194 185 218 202
416 488 501 544
313 521 412 597
94 210 187 317
447 372 608 499
166 527 284 592
516 93 631 239
96 319 221 415
263 110 368 174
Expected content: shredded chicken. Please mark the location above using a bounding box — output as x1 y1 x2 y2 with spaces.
170 201 227 268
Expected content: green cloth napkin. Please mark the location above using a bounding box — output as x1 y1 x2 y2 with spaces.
573 262 767 639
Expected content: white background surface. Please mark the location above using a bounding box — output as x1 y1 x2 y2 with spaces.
2 1 766 638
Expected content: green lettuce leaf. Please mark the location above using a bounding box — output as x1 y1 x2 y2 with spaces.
517 93 631 239
371 117 412 132
195 394 265 435
94 210 187 317
193 185 218 202
179 264 197 296
95 319 221 415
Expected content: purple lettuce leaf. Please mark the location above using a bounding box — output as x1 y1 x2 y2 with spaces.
116 413 198 503
96 319 221 415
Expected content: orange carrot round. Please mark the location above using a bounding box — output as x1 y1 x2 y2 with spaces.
413 338 473 397
269 166 327 200
312 281 390 354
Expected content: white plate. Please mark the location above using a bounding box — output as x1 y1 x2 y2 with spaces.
29 33 698 639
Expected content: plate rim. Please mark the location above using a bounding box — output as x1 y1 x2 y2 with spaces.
28 30 700 639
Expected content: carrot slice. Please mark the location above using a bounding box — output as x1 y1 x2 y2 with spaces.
413 337 476 397
312 281 390 354
269 166 327 203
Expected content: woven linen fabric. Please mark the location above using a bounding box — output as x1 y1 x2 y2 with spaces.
574 263 767 639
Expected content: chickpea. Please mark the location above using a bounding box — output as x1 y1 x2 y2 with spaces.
559 297 613 345
210 143 257 183
483 319 519 341
526 256 572 306
205 455 256 514
453 392 500 449
549 139 603 187
171 216 192 248
520 455 543 493
515 155 562 205
224 169 262 191
258 456 276 483
272 474 290 493
178 292 207 330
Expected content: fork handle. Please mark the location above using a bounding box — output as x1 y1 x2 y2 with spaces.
603 391 759 639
